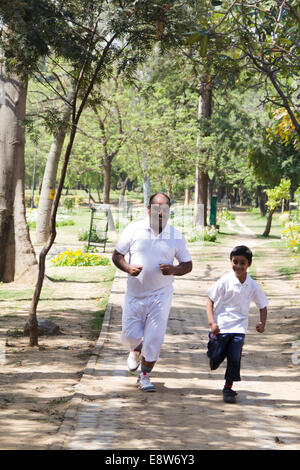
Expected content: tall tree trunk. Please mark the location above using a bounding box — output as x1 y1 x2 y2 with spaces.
120 176 129 197
198 167 208 223
80 183 96 203
36 88 74 243
194 76 212 227
0 71 37 282
184 188 191 207
257 185 267 217
27 28 118 346
119 175 129 209
167 178 172 199
263 209 274 237
142 157 151 213
207 175 215 213
103 160 111 204
238 184 244 206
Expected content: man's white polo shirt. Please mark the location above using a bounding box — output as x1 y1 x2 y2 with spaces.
115 218 191 297
207 270 268 334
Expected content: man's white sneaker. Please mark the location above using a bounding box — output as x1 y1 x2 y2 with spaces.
127 350 141 372
137 372 156 392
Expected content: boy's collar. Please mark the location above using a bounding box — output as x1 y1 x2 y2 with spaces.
230 270 250 285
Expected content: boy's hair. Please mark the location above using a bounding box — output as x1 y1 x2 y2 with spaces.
230 245 252 265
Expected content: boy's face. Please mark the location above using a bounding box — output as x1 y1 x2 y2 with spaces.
231 255 250 281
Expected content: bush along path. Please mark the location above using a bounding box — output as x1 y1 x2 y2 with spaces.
55 210 300 451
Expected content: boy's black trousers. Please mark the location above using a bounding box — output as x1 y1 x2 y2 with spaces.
207 333 245 382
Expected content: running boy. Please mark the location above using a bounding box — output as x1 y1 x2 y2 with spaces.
206 245 268 403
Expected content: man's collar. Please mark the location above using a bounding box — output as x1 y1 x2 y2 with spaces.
143 217 171 235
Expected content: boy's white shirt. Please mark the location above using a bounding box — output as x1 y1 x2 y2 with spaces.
207 270 268 334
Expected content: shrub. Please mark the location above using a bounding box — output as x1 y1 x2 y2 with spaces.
78 229 105 243
218 208 235 222
281 222 300 254
62 197 75 210
279 212 300 254
50 249 110 267
75 196 84 206
26 209 75 228
56 214 75 226
25 195 32 208
187 226 218 243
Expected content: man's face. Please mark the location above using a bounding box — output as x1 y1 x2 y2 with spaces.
148 195 170 232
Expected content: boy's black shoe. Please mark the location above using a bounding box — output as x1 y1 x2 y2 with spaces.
223 387 237 404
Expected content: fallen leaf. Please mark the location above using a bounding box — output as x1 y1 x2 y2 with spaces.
275 436 284 444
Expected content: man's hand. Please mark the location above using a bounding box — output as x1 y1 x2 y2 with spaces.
256 321 265 333
112 250 143 277
160 261 192 276
159 264 175 275
128 265 143 277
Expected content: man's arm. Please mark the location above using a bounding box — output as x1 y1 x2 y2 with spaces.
112 250 143 277
159 261 192 276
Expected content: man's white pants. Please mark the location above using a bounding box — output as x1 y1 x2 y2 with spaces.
120 286 173 362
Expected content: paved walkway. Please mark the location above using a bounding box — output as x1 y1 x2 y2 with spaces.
52 215 300 450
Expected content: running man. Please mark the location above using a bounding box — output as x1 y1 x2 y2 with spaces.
112 193 192 392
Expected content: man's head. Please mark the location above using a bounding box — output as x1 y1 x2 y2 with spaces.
230 245 252 281
147 193 171 233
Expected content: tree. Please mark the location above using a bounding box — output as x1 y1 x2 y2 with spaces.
35 80 75 243
0 0 90 281
228 0 300 141
263 178 291 237
1 0 195 346
268 107 300 151
87 75 130 204
193 85 262 207
0 68 38 281
177 1 244 224
249 136 300 190
180 0 300 220
114 53 198 202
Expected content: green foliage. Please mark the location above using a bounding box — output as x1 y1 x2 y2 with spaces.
0 0 97 75
187 226 218 243
267 108 300 151
115 53 199 197
62 197 75 210
83 244 101 253
78 229 104 243
226 1 300 140
26 209 75 228
280 218 300 255
50 249 109 267
218 208 235 222
248 134 300 190
265 178 291 212
4 0 299 212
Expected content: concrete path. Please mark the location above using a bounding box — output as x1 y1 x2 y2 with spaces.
52 215 300 450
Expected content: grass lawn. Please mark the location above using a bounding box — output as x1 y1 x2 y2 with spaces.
242 208 282 238
2 206 117 344
17 203 300 329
